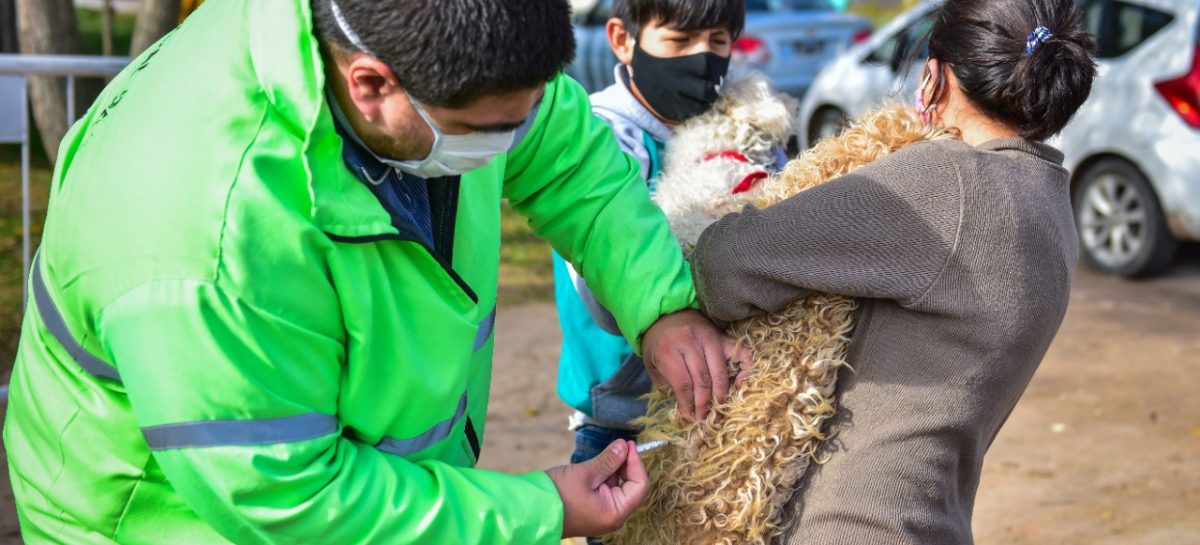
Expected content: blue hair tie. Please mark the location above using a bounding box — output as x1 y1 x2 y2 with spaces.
1026 26 1054 56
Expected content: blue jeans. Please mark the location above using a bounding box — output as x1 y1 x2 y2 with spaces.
570 424 640 464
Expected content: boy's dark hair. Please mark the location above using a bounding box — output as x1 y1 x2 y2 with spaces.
312 0 575 108
614 0 746 42
928 0 1097 141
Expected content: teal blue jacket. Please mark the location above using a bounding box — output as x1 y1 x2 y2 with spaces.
555 73 668 418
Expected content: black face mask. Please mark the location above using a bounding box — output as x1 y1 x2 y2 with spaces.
630 43 731 123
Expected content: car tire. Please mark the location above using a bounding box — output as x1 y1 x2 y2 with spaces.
1073 158 1177 278
807 107 848 148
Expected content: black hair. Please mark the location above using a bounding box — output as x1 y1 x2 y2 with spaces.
927 0 1097 141
312 0 575 108
613 0 746 42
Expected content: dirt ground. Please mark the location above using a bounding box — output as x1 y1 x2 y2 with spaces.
0 252 1196 543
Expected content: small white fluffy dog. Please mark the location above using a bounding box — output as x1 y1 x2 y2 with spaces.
652 72 798 247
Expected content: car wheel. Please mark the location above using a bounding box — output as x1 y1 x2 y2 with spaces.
807 107 848 148
1073 158 1177 277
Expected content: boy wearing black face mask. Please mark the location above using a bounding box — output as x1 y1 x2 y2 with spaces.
552 0 746 484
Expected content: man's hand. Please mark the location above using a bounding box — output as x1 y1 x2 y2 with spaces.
641 310 750 421
546 439 649 538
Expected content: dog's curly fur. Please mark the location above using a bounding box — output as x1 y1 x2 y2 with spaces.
604 77 952 545
651 73 797 249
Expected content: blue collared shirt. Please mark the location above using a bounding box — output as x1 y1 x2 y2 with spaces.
327 91 435 249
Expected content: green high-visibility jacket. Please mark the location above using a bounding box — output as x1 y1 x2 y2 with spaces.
2 0 695 543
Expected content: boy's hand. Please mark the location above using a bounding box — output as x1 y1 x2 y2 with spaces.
546 439 649 538
641 310 748 421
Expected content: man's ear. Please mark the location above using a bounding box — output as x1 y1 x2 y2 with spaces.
606 17 635 65
344 54 399 123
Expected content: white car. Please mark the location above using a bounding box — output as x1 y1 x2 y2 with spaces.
799 0 1200 277
797 1 937 149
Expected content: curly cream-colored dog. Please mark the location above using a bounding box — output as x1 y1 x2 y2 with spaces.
603 77 952 545
651 73 796 248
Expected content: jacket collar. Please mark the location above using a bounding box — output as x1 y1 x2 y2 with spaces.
247 0 396 238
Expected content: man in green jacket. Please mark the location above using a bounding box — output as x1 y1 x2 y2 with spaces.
3 0 743 543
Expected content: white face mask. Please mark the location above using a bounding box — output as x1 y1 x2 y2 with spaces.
387 94 517 178
329 0 520 178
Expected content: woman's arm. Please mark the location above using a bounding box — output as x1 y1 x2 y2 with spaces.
691 142 964 323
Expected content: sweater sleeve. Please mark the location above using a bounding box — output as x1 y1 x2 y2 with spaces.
691 141 963 323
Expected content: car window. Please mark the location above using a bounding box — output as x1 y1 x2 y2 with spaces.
574 0 611 26
748 0 833 11
1080 0 1174 58
866 33 900 66
1080 0 1104 38
866 11 936 69
1080 0 1104 41
579 0 833 24
1111 1 1173 55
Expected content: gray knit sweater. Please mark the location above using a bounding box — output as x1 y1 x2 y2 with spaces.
691 137 1077 544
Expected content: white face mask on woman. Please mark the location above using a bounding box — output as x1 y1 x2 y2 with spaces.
383 93 518 178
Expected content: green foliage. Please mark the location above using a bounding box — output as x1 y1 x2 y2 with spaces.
848 0 924 28
76 8 138 56
0 151 49 374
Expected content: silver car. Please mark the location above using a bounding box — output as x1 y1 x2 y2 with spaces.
566 0 873 98
800 0 1200 277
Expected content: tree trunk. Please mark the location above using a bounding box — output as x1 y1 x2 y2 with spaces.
130 0 180 56
101 0 116 56
16 0 83 163
0 0 18 53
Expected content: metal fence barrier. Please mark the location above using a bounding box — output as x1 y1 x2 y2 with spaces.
0 54 130 403
0 54 128 297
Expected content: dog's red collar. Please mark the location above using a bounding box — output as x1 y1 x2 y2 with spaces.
732 171 769 194
702 150 751 163
701 150 769 194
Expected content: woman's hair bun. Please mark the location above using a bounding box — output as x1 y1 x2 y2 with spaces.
928 0 1098 141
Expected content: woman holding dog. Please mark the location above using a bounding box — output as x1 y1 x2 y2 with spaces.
689 0 1097 543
